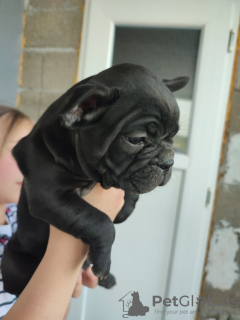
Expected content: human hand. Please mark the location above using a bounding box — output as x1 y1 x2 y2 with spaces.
71 265 98 298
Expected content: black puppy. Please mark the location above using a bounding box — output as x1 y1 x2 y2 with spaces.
2 63 189 295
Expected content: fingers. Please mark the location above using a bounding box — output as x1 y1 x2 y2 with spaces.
71 266 98 298
82 266 98 288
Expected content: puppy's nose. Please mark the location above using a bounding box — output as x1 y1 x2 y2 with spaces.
159 159 174 171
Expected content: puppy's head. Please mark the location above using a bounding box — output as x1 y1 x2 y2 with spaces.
61 64 189 194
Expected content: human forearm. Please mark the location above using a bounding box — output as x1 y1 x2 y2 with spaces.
4 226 88 320
4 184 124 320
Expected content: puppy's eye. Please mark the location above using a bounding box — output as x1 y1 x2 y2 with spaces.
126 137 146 145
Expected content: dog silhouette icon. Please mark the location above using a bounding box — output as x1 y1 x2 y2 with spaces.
128 291 149 316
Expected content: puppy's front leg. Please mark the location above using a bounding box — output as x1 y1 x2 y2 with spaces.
28 183 115 278
114 194 139 224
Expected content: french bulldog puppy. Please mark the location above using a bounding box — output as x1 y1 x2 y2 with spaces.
2 63 189 295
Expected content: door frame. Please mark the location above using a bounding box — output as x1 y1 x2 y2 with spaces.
76 1 240 318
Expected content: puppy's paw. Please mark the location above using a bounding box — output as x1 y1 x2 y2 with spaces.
114 194 139 224
86 219 115 278
91 257 111 279
98 272 116 289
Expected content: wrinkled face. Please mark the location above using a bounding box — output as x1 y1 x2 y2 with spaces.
61 64 188 194
98 110 179 194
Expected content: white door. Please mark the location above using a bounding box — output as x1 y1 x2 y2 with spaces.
68 1 240 319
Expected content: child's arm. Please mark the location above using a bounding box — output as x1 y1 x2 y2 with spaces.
4 185 124 320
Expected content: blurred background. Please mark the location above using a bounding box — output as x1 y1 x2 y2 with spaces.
0 0 239 319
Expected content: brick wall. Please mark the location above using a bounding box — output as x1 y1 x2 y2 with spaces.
18 0 84 121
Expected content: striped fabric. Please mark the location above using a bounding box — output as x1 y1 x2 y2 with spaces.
0 204 18 318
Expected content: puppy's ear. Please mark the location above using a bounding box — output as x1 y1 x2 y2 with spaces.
162 76 190 92
60 85 120 128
